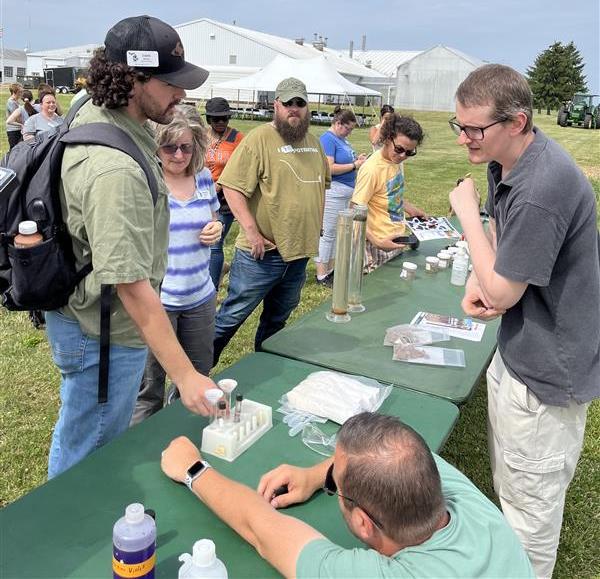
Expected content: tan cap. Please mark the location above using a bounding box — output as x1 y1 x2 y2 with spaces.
275 77 308 102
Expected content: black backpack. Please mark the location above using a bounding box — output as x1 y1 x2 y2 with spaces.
0 95 160 402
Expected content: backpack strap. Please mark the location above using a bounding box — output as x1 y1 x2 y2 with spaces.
61 121 160 403
60 123 159 205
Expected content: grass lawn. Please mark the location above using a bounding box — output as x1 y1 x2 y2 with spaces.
1 93 599 578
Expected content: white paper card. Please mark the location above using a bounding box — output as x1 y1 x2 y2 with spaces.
126 50 159 67
410 311 486 342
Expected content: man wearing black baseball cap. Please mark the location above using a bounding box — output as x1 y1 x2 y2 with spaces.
45 15 215 479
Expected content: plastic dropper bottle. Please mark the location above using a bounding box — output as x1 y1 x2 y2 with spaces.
450 247 469 286
178 539 228 578
112 503 156 579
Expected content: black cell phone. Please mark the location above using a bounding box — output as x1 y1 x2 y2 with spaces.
392 234 420 250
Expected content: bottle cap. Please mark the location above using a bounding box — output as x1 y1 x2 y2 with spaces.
235 393 244 402
125 503 145 524
192 539 217 567
18 220 38 235
426 256 439 264
205 388 224 405
402 261 417 271
438 251 451 259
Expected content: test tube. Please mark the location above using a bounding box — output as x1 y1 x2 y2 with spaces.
347 204 368 313
217 400 227 428
217 379 237 419
234 394 243 423
205 388 224 425
326 209 354 323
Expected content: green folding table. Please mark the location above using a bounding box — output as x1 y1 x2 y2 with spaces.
0 353 458 578
262 237 499 404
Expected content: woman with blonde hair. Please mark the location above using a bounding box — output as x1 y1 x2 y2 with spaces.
131 105 223 424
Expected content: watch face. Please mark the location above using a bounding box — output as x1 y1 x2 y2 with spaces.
187 461 205 477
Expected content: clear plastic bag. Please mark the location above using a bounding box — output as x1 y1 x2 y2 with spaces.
282 371 392 426
392 344 466 367
383 323 450 347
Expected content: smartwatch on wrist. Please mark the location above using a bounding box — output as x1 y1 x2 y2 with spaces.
184 459 212 491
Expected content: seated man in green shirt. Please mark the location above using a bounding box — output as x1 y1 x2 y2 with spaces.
162 412 534 578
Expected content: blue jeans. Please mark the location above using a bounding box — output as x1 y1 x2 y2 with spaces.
209 211 235 290
130 295 216 425
213 248 308 365
45 310 148 479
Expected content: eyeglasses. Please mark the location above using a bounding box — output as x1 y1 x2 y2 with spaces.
448 117 508 141
281 98 307 108
391 140 417 157
206 115 231 123
323 464 384 530
160 143 194 155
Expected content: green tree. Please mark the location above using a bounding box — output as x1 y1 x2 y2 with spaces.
527 41 588 114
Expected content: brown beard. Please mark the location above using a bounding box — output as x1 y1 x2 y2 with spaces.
273 112 310 143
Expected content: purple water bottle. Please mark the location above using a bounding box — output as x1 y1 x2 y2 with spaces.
112 503 156 579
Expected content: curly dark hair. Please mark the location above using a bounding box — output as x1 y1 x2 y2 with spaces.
86 47 151 109
379 113 424 145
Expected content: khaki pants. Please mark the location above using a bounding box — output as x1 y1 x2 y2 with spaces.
487 350 588 578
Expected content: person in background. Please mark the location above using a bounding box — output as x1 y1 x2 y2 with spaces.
369 104 394 151
5 89 37 144
213 78 329 366
34 83 63 116
352 114 427 272
130 105 222 425
161 413 534 578
449 63 600 578
204 97 244 290
23 89 64 141
6 83 23 150
314 106 367 287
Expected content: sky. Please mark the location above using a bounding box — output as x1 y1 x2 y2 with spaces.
2 0 599 93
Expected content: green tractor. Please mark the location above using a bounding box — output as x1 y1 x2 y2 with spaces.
557 94 600 129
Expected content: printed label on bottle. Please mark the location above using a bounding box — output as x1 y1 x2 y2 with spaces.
113 544 156 579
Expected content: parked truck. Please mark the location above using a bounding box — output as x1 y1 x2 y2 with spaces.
43 66 88 94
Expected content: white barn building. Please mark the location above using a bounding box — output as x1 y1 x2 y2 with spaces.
341 45 485 112
174 18 381 101
2 49 27 83
26 44 99 77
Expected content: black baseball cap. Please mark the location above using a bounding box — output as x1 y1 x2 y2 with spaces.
104 15 209 90
205 97 231 116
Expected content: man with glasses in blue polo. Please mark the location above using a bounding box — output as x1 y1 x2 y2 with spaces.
448 64 599 577
161 412 534 578
212 77 330 365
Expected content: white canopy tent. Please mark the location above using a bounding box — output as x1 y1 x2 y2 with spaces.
213 54 381 108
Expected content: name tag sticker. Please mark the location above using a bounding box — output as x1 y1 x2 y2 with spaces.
127 50 159 67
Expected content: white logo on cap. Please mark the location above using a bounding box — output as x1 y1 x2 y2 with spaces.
126 51 159 67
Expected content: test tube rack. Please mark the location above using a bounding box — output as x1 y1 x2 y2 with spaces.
201 399 273 462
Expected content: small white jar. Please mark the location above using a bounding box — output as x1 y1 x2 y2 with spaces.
425 256 440 273
437 251 451 269
400 261 418 281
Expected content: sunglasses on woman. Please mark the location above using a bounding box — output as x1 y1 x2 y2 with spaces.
391 140 417 157
206 115 231 123
160 143 194 155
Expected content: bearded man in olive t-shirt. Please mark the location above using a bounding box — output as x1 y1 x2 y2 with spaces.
214 77 330 364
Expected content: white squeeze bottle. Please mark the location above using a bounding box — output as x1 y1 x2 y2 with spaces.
178 539 228 578
450 247 469 286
